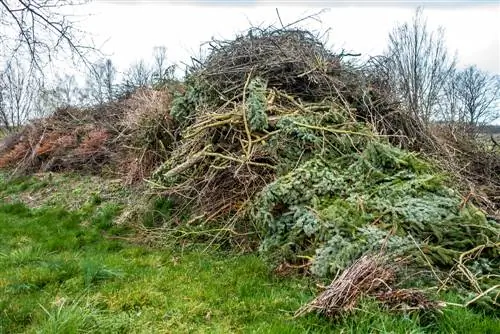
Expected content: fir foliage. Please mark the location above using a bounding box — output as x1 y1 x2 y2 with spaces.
252 142 499 283
246 77 268 132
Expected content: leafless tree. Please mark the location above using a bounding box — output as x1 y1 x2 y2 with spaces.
85 58 117 105
102 59 116 101
119 59 152 96
151 46 175 87
36 73 85 113
1 0 97 131
0 58 38 130
385 7 455 123
440 68 462 123
453 66 500 129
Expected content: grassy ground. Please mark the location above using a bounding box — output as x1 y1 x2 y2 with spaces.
0 173 498 333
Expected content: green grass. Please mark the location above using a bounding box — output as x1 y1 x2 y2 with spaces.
0 174 499 333
0 172 130 211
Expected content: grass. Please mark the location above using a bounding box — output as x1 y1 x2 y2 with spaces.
0 174 499 333
0 172 130 211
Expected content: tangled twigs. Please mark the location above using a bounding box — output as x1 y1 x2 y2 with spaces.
450 243 500 307
156 73 372 220
295 253 444 319
295 254 394 318
195 28 340 102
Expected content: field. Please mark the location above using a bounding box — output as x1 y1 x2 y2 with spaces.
0 173 498 333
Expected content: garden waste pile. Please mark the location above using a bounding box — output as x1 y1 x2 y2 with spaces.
1 27 498 314
0 88 176 184
151 28 499 311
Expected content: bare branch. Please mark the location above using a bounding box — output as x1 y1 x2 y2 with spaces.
1 0 98 72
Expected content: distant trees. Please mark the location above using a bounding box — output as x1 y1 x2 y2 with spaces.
0 46 178 131
384 7 455 123
440 66 500 131
151 46 176 88
0 0 96 131
0 1 177 130
0 59 39 130
118 46 176 97
86 59 118 105
453 66 499 127
120 60 152 96
39 74 86 110
384 7 499 134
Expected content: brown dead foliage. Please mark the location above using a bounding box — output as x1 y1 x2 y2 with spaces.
0 87 178 181
431 124 500 218
295 253 441 319
117 88 176 185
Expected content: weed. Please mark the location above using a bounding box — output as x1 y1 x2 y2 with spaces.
37 298 99 334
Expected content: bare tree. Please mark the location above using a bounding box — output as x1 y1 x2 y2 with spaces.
119 59 152 97
0 58 38 130
37 73 85 113
102 59 116 101
0 0 97 131
85 58 117 105
385 7 455 123
440 68 462 123
151 46 175 87
454 66 500 129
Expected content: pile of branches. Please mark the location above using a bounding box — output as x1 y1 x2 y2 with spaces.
153 27 418 221
2 24 497 316
116 88 177 184
154 79 372 222
150 26 499 311
191 29 433 151
194 28 341 101
295 253 441 319
431 124 500 218
0 87 177 181
0 106 119 173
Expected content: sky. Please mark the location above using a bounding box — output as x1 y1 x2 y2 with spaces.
77 1 500 77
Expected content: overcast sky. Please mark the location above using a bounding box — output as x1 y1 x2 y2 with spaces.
79 1 500 76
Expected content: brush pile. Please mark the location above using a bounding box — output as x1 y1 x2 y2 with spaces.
151 27 499 310
432 124 500 216
116 88 176 184
192 28 341 101
153 28 406 219
295 254 395 318
0 106 118 173
295 253 442 319
0 88 176 182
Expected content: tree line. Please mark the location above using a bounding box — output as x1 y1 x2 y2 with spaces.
1 1 499 135
0 45 176 131
384 7 499 136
